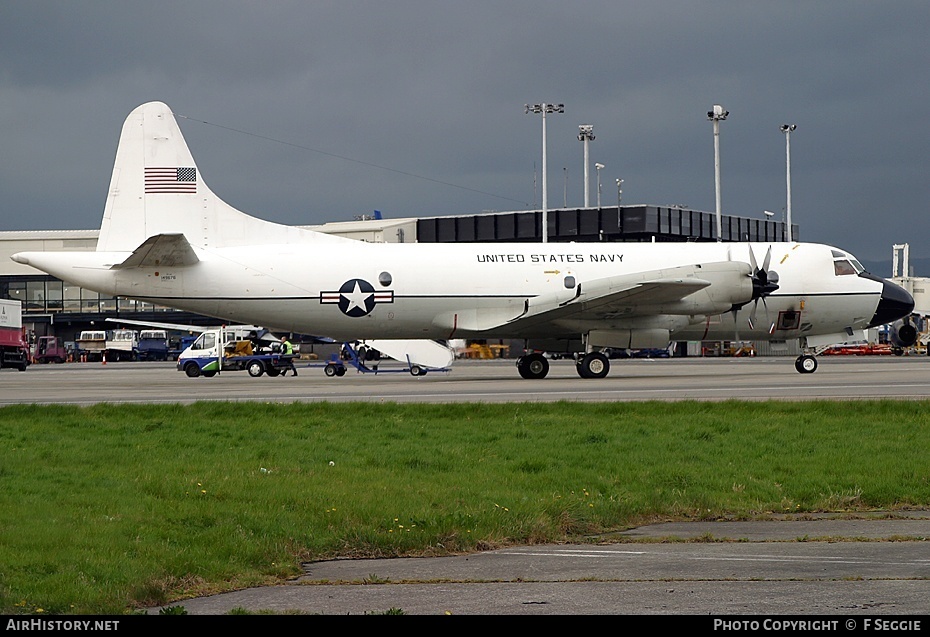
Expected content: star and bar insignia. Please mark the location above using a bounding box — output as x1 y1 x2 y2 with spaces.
320 279 394 317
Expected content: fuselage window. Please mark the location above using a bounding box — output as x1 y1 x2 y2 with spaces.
834 260 857 276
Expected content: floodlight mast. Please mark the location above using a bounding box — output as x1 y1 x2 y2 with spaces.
781 124 797 242
578 124 595 207
707 104 728 242
526 103 564 242
595 163 605 207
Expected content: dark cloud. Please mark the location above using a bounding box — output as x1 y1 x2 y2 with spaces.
1 1 928 265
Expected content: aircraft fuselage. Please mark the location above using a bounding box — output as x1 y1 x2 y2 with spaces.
23 240 889 346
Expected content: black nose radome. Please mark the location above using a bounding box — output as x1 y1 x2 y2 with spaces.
861 273 915 327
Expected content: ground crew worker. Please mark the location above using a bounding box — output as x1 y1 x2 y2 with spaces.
281 336 298 376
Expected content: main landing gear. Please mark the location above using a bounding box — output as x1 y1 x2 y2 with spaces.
516 351 613 379
516 352 549 379
576 351 609 379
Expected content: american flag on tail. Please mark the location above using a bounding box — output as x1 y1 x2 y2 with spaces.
144 167 197 194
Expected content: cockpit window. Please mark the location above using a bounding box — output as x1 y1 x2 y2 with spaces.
849 259 865 273
834 259 857 276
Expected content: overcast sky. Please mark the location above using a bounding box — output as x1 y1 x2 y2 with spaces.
2 1 927 266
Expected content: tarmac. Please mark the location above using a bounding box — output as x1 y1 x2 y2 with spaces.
147 510 930 616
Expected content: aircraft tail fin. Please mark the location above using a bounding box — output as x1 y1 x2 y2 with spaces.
96 101 349 252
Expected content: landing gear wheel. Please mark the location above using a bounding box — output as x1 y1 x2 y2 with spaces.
516 353 549 379
184 363 201 378
247 360 265 377
795 354 818 374
577 352 610 379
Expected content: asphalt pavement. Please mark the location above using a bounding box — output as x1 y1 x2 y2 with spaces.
147 510 930 616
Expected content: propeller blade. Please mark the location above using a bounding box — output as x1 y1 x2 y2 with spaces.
749 295 772 332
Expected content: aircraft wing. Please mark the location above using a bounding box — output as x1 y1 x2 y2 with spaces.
502 261 749 331
105 317 262 334
110 233 199 269
104 317 338 346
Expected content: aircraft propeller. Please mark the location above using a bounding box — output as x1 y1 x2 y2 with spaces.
730 245 780 340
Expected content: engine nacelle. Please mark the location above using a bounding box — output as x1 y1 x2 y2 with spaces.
889 318 918 348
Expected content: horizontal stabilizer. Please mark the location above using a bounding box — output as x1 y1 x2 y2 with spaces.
110 233 199 269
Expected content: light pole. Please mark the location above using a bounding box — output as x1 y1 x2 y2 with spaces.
595 163 605 207
780 124 797 242
525 103 565 242
616 178 624 209
707 104 728 242
578 124 595 207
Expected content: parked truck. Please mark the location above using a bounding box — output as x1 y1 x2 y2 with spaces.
76 330 107 362
106 328 139 361
177 327 298 378
136 330 169 361
167 335 198 361
0 299 30 371
33 335 68 364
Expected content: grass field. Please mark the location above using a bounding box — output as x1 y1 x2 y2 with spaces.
2 399 929 614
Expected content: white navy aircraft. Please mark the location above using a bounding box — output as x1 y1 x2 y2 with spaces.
12 102 916 379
